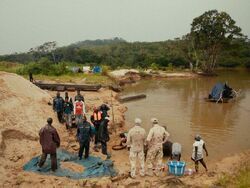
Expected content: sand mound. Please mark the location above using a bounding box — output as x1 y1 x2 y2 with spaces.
0 72 54 154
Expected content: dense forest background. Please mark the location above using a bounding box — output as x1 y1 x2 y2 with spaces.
1 10 250 76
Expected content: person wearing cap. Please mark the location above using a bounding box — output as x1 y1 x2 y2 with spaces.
53 92 64 123
126 118 146 178
98 116 111 159
146 118 170 176
191 134 208 172
38 118 60 172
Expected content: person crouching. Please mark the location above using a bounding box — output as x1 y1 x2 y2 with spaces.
76 116 93 160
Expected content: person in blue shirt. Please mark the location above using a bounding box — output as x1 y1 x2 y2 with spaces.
53 92 64 123
76 116 94 160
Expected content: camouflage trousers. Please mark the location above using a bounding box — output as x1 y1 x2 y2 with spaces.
129 150 145 177
146 147 163 173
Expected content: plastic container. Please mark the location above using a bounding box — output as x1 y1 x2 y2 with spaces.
167 161 186 176
184 168 195 175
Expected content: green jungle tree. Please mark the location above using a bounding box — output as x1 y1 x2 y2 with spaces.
190 10 243 73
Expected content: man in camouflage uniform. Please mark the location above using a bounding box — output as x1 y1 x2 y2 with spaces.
126 118 146 178
146 118 170 176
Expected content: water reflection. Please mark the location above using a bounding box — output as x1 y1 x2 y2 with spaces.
123 70 250 161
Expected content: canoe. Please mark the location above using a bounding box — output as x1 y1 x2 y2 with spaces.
34 82 102 91
118 94 146 102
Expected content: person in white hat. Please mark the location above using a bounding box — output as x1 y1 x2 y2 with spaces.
146 118 170 176
126 118 146 178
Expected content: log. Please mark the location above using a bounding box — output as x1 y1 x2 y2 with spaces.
118 94 146 102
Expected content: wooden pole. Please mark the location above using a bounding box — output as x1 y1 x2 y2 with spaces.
111 90 115 132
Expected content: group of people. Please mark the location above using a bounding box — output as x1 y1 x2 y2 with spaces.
52 90 85 127
39 90 112 171
39 90 208 176
126 118 208 178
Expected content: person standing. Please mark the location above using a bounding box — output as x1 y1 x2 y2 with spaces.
76 116 93 160
53 92 64 123
98 116 111 159
38 118 60 171
75 89 84 102
64 96 73 129
65 91 73 103
99 104 110 120
29 72 33 82
74 99 86 126
146 118 170 176
191 134 208 172
90 106 102 151
126 118 146 178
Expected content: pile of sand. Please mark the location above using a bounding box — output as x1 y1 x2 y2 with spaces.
0 72 54 149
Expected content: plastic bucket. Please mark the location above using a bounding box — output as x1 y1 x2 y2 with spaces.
167 161 186 176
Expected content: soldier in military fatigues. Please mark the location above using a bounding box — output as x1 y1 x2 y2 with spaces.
146 118 170 176
126 118 146 178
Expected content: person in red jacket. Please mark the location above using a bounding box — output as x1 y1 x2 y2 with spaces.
74 99 86 126
38 118 60 171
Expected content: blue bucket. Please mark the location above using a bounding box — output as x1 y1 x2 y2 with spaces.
167 161 186 176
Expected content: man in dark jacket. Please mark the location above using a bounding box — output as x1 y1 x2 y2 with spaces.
53 92 64 123
98 116 111 159
75 89 84 102
99 104 110 120
38 118 60 171
76 116 93 160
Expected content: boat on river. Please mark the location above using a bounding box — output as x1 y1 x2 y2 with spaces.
205 82 238 103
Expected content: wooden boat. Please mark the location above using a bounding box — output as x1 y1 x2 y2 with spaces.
34 82 102 91
118 94 146 102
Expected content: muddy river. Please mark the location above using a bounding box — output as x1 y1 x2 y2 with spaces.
123 70 250 161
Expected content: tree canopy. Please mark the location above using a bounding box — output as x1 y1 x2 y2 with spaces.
190 10 244 73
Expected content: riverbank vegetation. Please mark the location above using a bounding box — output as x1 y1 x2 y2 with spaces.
216 163 250 187
1 10 250 75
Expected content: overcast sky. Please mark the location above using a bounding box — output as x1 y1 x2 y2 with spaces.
0 0 249 55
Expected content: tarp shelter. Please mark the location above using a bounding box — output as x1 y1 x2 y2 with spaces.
71 67 81 73
93 66 102 73
23 149 117 179
83 66 91 73
210 83 224 100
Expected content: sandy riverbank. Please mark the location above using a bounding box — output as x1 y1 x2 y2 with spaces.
0 71 249 187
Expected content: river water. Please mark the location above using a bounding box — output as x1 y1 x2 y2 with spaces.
122 70 250 161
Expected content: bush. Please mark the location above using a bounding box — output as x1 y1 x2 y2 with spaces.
16 58 70 76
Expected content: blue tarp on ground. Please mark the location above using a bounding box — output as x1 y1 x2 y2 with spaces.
210 83 224 100
92 66 102 73
23 149 117 179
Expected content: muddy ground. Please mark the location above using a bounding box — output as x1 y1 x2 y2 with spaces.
0 71 249 188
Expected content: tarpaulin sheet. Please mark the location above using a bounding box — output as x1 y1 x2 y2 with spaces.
23 149 117 179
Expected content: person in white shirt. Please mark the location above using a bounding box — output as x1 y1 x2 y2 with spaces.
191 134 208 172
171 142 182 161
